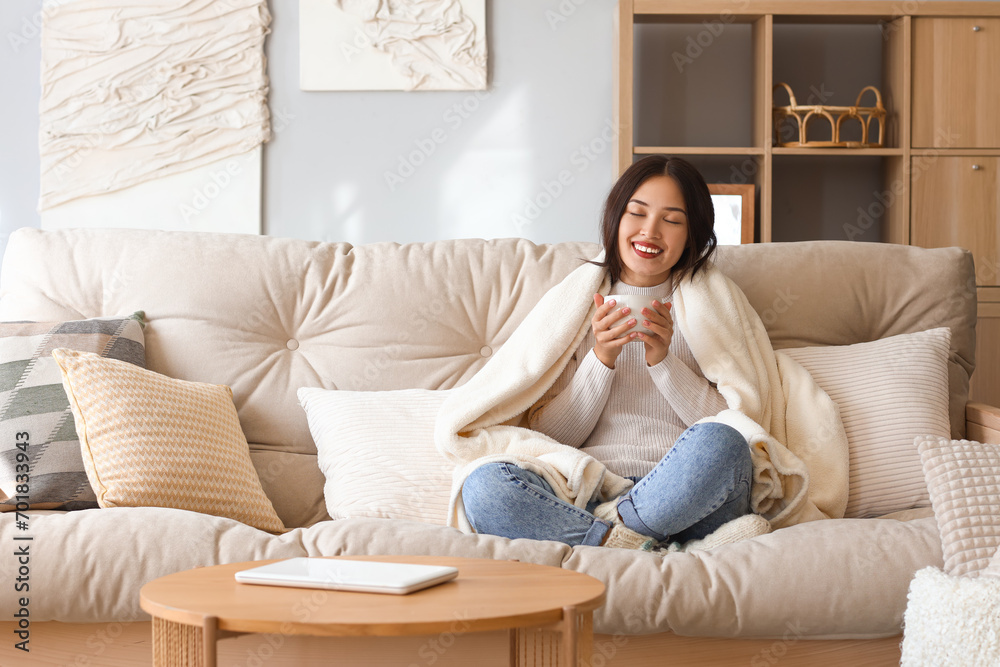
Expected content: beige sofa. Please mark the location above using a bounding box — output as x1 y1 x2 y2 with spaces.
0 228 995 666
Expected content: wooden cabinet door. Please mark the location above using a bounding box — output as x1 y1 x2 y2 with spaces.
912 18 1000 148
972 290 1000 409
912 156 1000 284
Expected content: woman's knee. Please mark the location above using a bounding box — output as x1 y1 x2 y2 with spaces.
462 462 509 513
686 422 751 466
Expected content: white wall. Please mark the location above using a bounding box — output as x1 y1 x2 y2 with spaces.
0 0 618 263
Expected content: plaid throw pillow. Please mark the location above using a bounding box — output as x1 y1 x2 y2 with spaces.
0 313 145 511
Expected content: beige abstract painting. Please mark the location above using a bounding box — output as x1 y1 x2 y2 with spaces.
38 0 271 234
300 0 487 91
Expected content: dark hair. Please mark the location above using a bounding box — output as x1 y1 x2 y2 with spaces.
590 155 717 288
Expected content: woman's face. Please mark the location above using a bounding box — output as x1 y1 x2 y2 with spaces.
616 175 689 287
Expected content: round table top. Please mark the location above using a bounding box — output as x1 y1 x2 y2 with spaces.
140 555 606 637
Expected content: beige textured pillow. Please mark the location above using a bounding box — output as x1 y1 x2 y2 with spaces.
53 348 284 534
781 327 951 518
298 386 452 525
917 435 1000 577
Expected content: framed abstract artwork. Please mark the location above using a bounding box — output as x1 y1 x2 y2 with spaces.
708 183 755 245
300 0 487 91
38 0 271 234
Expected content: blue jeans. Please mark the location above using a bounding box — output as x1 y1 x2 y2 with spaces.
462 422 753 546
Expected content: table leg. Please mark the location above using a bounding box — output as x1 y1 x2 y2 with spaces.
152 616 204 666
560 606 593 667
202 615 218 667
511 608 594 667
561 607 578 667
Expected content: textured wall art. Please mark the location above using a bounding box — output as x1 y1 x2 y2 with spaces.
38 0 272 234
300 0 487 91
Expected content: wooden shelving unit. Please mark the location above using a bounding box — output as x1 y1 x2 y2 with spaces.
616 0 1000 404
615 0 1000 241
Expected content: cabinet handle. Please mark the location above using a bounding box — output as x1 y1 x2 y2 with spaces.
972 164 982 171
973 25 982 32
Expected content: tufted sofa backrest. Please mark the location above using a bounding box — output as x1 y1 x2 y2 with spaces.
0 229 977 526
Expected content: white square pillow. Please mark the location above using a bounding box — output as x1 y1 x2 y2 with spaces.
781 327 951 518
297 387 453 525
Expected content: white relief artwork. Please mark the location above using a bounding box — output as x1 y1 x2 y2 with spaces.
38 0 272 234
300 0 487 91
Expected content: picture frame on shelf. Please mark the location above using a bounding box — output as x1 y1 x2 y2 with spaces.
708 183 755 245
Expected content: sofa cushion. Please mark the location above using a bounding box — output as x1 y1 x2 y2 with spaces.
713 241 975 439
918 436 1000 577
0 507 941 638
782 328 951 518
0 313 145 511
298 386 452 525
52 348 284 533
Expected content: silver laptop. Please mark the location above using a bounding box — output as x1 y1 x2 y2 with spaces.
234 558 459 595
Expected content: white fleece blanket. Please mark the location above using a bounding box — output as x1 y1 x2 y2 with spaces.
435 255 849 532
901 566 1000 666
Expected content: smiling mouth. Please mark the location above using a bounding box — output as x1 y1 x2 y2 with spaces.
632 242 663 258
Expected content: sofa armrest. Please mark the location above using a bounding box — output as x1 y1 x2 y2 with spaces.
966 402 1000 444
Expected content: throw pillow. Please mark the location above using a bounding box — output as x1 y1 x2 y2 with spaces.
52 348 284 533
917 435 1000 577
781 327 951 518
298 386 452 525
0 313 145 511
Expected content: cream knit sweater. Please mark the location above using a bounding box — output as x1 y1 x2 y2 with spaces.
528 279 729 479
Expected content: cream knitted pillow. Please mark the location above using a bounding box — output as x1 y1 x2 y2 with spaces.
52 348 284 533
917 435 1000 577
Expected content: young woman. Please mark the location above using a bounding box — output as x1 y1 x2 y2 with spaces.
461 155 769 551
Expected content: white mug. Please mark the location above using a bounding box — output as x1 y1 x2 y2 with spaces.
604 294 668 338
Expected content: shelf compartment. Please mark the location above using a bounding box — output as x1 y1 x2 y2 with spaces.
772 23 900 149
771 154 894 243
633 21 756 149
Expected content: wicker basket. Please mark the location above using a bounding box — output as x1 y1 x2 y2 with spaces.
772 82 886 148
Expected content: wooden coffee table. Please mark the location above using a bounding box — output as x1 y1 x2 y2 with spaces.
139 554 606 667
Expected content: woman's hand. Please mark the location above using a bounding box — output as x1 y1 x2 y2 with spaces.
591 294 636 369
637 300 673 366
